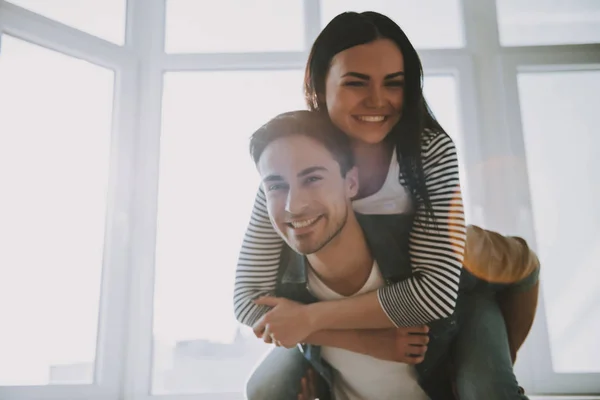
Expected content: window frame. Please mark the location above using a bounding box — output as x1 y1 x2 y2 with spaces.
0 1 137 399
499 52 600 395
1 0 599 398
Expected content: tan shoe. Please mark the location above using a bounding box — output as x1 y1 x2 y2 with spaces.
463 225 540 284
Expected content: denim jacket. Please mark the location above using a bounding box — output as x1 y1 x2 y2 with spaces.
274 213 459 397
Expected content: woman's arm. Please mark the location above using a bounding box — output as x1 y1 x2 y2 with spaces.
233 187 284 327
377 131 466 326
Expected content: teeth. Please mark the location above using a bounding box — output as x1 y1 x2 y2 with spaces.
358 116 385 122
290 217 319 229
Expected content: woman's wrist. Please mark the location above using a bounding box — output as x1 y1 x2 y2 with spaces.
305 301 329 333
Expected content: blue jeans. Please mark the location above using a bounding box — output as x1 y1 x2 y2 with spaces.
246 346 319 400
451 291 528 400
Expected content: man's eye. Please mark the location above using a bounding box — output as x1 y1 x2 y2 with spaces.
268 183 286 191
305 176 322 184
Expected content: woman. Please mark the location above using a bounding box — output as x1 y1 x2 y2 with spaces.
235 11 539 399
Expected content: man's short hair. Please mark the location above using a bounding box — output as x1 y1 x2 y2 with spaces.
249 110 355 176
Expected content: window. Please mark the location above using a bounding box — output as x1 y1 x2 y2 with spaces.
152 70 306 395
320 0 465 49
496 0 600 46
2 0 599 398
517 70 600 373
165 0 305 53
0 35 114 385
6 0 126 44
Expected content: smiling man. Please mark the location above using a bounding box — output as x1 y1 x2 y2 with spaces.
248 110 435 400
244 110 538 400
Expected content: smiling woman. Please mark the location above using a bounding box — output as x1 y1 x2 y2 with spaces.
324 39 406 146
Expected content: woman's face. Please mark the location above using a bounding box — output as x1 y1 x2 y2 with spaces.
324 38 405 145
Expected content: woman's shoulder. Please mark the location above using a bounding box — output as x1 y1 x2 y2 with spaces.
420 129 456 157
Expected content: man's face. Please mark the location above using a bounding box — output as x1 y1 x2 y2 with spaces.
257 134 358 255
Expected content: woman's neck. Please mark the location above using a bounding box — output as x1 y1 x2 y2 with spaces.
352 141 394 199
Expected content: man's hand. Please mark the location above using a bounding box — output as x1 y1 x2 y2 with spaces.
298 368 319 400
362 325 429 364
252 296 314 348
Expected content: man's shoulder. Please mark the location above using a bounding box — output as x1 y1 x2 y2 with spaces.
355 212 413 239
355 212 414 279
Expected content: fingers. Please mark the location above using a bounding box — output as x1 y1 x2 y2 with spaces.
262 324 273 344
298 368 317 400
301 377 309 400
404 340 427 364
262 325 283 347
407 344 428 357
408 332 430 346
308 368 316 396
408 325 429 335
406 329 428 364
397 324 429 337
253 296 280 307
395 326 429 365
404 353 426 365
252 317 267 338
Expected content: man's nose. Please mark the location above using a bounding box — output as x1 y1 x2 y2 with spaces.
285 187 309 214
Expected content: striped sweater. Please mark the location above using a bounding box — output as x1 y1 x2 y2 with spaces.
233 130 467 328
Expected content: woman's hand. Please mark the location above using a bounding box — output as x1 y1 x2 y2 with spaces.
252 296 315 348
362 325 429 364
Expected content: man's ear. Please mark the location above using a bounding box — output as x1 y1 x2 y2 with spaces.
345 166 359 198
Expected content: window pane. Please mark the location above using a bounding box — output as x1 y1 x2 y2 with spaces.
153 70 306 395
496 0 600 46
165 0 305 53
320 0 464 49
518 70 600 373
7 0 126 45
423 76 471 221
0 36 113 385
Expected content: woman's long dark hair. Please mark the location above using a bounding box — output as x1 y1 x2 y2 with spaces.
304 11 445 224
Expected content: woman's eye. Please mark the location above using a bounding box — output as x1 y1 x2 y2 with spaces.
343 81 366 87
387 80 404 87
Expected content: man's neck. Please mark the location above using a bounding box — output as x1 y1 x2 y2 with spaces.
307 212 373 296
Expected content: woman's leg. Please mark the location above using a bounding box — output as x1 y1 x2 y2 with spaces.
452 291 528 400
498 272 540 363
463 225 541 362
246 346 310 400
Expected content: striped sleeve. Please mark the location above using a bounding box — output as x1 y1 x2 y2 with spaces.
233 187 284 327
377 131 467 327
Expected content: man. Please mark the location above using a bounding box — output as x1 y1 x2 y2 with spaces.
246 110 539 399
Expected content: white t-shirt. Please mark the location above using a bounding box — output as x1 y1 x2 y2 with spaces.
307 262 430 400
352 149 413 216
